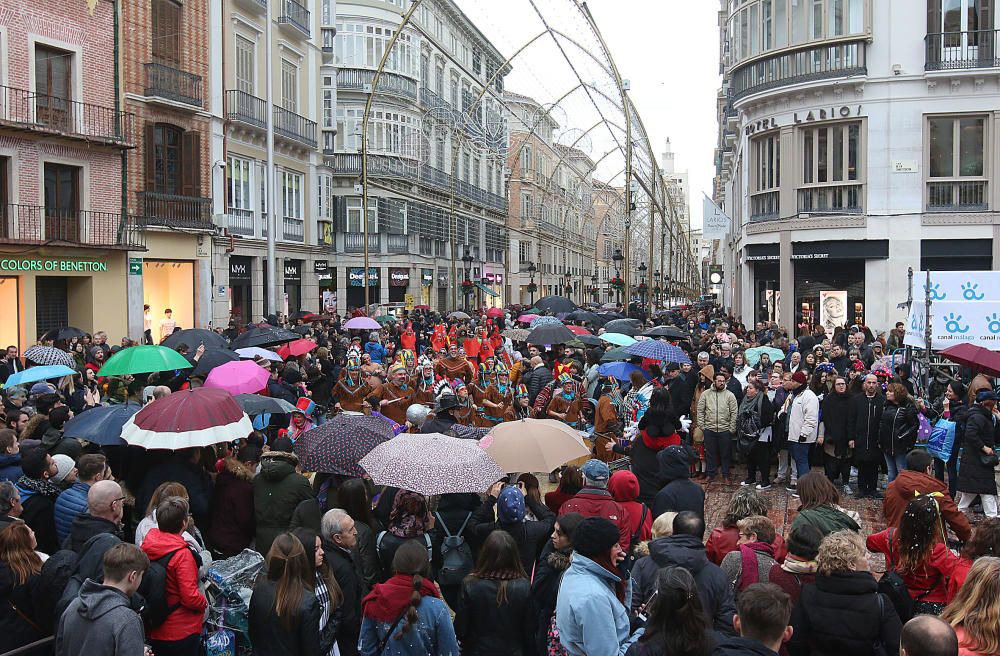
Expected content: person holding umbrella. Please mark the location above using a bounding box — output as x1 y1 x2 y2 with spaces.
548 374 583 429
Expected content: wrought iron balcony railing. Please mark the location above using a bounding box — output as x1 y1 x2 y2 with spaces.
926 30 1000 71
274 105 317 147
0 204 144 248
0 85 134 146
277 0 311 37
225 90 267 129
145 63 203 107
136 192 212 229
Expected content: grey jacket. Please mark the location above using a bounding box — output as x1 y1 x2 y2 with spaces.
56 579 146 656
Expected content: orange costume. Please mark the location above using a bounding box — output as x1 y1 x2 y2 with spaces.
334 371 377 413
436 355 474 384
376 381 415 425
481 384 513 426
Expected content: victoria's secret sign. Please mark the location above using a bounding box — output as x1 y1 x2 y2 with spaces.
745 105 863 136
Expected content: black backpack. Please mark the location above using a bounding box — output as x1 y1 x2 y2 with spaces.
435 511 474 587
137 548 183 630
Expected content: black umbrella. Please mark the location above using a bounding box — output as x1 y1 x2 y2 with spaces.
293 414 396 476
233 394 298 416
39 326 87 342
598 311 626 320
230 326 301 349
643 325 688 339
566 310 605 326
292 326 313 335
575 334 604 347
190 348 241 376
603 319 642 337
162 329 228 350
534 295 578 314
526 323 575 345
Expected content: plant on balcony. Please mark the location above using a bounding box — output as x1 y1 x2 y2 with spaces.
610 277 625 291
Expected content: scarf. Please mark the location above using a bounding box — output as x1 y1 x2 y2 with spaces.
641 431 680 451
739 390 764 418
361 573 440 623
593 553 627 604
16 475 61 500
781 557 818 575
739 541 776 588
387 490 430 538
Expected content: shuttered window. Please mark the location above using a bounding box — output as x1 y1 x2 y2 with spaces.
145 123 201 196
152 0 181 64
235 35 255 94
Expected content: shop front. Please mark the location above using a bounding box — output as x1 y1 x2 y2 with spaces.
483 273 503 309
921 239 992 272
792 240 887 333
283 260 302 316
347 267 379 310
316 260 335 314
144 260 196 341
229 256 252 324
746 244 781 325
389 268 410 304
420 269 433 307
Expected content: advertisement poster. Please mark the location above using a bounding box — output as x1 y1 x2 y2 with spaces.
322 291 337 314
765 290 781 324
819 290 848 332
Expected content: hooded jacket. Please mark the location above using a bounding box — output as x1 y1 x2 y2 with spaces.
560 487 632 552
711 637 779 656
555 554 642 656
608 471 652 543
957 404 999 496
790 504 861 537
139 528 208 641
64 513 123 553
252 451 313 556
55 579 146 656
652 446 705 520
883 470 971 542
206 457 256 557
0 452 22 483
54 480 91 544
630 534 736 635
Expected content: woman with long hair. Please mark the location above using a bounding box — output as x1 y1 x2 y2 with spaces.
941 556 1000 656
706 486 786 565
249 532 322 656
867 495 960 615
292 528 343 656
359 539 458 656
738 379 776 489
627 566 714 656
790 471 861 536
0 521 47 651
879 382 920 482
948 517 1000 602
454 530 532 655
335 478 383 588
934 380 969 498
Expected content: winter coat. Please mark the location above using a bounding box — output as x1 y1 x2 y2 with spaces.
454 576 533 656
248 578 322 656
253 451 314 556
17 479 60 554
560 488 633 552
64 513 123 553
866 529 959 604
630 534 736 635
522 365 551 406
0 453 22 483
884 470 971 542
958 404 999 496
608 471 653 544
652 446 705 520
878 400 919 456
55 579 146 656
140 528 208 641
358 592 458 656
206 457 256 557
324 541 366 656
530 543 571 654
54 481 91 544
785 388 820 444
790 504 860 537
697 387 738 433
470 496 554 574
821 391 853 457
705 526 787 566
712 636 779 656
629 432 666 505
788 570 901 656
0 561 46 654
721 546 777 590
849 392 885 463
137 456 213 526
555 554 642 656
364 341 387 364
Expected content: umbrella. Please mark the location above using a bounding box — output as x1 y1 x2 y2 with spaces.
23 345 75 368
486 308 504 318
374 315 396 324
191 348 241 377
233 394 299 416
4 364 76 387
575 334 604 347
940 343 1000 377
62 403 141 446
343 317 382 331
529 316 563 328
203 360 270 396
745 346 786 367
526 324 575 345
517 314 539 323
598 362 650 381
603 319 642 336
481 419 590 473
229 326 301 349
600 332 637 347
566 325 592 336
601 346 633 362
414 304 430 310
235 347 282 362
293 414 396 476
98 346 192 377
289 310 316 321
448 311 471 320
359 432 504 495
625 340 691 364
598 311 626 320
277 338 317 360
643 325 688 339
534 295 577 314
565 310 604 325
600 302 619 309
121 387 252 450
501 328 529 342
162 329 228 350
39 326 87 342
292 326 313 335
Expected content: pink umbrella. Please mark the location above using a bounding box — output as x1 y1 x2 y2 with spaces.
517 314 539 323
344 316 381 330
203 360 270 395
121 387 252 450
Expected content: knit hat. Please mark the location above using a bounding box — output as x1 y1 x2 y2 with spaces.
51 454 76 483
581 458 610 483
571 517 621 558
791 371 808 386
497 486 526 524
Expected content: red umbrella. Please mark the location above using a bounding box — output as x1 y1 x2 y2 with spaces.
486 308 504 318
566 325 592 336
940 343 1000 376
203 360 270 395
277 338 317 359
414 305 430 310
121 387 252 450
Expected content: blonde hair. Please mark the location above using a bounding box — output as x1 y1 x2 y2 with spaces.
651 512 678 539
942 557 1000 654
816 530 866 575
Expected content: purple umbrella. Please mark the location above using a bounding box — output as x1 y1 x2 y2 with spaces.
344 316 382 330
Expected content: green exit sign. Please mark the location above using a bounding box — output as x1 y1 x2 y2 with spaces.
128 258 142 276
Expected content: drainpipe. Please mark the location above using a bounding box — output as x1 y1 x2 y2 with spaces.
114 0 127 224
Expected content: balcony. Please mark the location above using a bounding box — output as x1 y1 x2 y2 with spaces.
283 217 304 242
136 192 212 229
234 0 266 13
387 234 409 253
927 180 988 212
731 39 867 102
344 232 381 253
0 204 144 249
225 90 267 130
337 68 418 101
926 30 1000 71
750 190 780 221
274 105 317 147
0 85 134 147
227 208 255 236
797 184 864 215
144 63 203 108
419 86 451 111
277 0 311 38
328 152 416 180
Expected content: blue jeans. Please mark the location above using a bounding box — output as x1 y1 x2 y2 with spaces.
789 442 812 481
885 452 908 482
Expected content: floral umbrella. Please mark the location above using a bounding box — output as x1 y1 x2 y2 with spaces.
359 433 504 495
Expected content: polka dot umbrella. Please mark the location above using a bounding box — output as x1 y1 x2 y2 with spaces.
293 414 396 476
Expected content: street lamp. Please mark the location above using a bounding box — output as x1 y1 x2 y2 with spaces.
638 262 648 308
653 269 661 310
461 250 473 310
612 248 624 306
563 271 572 299
526 261 537 306
591 272 598 302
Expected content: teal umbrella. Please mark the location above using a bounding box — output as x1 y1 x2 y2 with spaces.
745 346 785 367
97 345 193 376
600 332 636 347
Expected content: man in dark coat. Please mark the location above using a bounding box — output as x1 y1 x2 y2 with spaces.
848 374 885 499
956 390 999 518
137 448 213 526
653 445 705 519
15 446 61 554
470 484 555 574
253 448 313 556
206 446 259 557
321 508 365 656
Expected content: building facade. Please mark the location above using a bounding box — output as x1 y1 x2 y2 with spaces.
716 0 1000 333
0 0 140 348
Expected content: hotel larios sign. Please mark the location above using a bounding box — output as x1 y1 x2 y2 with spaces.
0 258 108 272
745 105 863 136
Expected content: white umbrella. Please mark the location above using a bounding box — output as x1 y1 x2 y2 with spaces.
359 432 504 495
481 419 590 473
236 347 282 362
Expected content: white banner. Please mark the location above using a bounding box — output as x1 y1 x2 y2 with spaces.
702 194 731 240
910 271 1000 303
905 300 1000 350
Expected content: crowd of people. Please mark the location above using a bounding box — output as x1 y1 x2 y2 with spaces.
0 302 998 656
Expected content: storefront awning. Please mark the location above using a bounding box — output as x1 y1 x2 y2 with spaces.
475 281 499 297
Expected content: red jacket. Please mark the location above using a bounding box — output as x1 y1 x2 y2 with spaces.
883 470 972 543
706 525 787 566
141 528 208 641
947 557 973 603
544 489 576 515
866 528 959 604
608 471 653 543
560 487 632 551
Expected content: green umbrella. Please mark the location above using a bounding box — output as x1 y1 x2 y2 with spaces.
97 345 193 376
600 346 633 363
374 315 396 324
745 346 786 367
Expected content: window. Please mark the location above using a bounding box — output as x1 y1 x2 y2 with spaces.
368 108 419 156
281 170 303 220
335 106 362 151
520 143 532 176
799 121 862 212
152 0 181 63
435 59 445 95
281 59 298 112
258 161 268 217
520 193 532 223
34 45 72 128
317 172 334 221
227 156 253 210
345 197 377 232
927 115 988 210
321 0 334 24
450 74 459 107
420 51 429 89
750 133 780 219
335 22 417 77
235 35 255 94
322 89 334 128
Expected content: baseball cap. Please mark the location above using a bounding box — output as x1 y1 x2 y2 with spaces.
581 459 610 483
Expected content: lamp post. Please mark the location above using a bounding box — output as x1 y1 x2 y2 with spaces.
591 272 598 303
527 261 537 306
563 271 572 300
461 250 473 311
612 248 624 306
638 262 648 310
653 269 661 312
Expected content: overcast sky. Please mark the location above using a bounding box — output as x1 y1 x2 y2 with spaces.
456 0 721 230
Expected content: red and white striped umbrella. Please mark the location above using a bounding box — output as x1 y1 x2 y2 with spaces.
121 387 253 450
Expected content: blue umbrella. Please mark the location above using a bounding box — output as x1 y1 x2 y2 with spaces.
598 362 650 381
600 332 636 347
625 339 692 364
529 316 563 328
62 403 142 446
4 365 76 388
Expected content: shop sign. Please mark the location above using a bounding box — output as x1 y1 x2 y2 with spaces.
485 273 496 283
128 258 142 276
217 286 227 298
746 254 780 261
744 105 864 137
791 240 888 261
349 267 379 287
909 271 1000 303
0 258 108 272
421 269 433 286
496 274 503 284
229 260 251 282
390 268 410 287
893 160 919 173
284 261 302 282
744 117 778 137
314 260 331 282
404 294 415 311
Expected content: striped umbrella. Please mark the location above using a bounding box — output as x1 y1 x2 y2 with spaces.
121 387 252 450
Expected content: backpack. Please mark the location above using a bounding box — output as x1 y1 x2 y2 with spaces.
435 511 474 587
54 532 124 622
377 531 433 574
137 548 183 630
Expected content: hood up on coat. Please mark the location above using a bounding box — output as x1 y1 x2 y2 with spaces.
608 470 641 503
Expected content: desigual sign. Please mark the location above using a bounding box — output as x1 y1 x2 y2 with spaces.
390 269 410 287
349 267 378 287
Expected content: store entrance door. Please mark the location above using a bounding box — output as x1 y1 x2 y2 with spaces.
35 276 68 340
